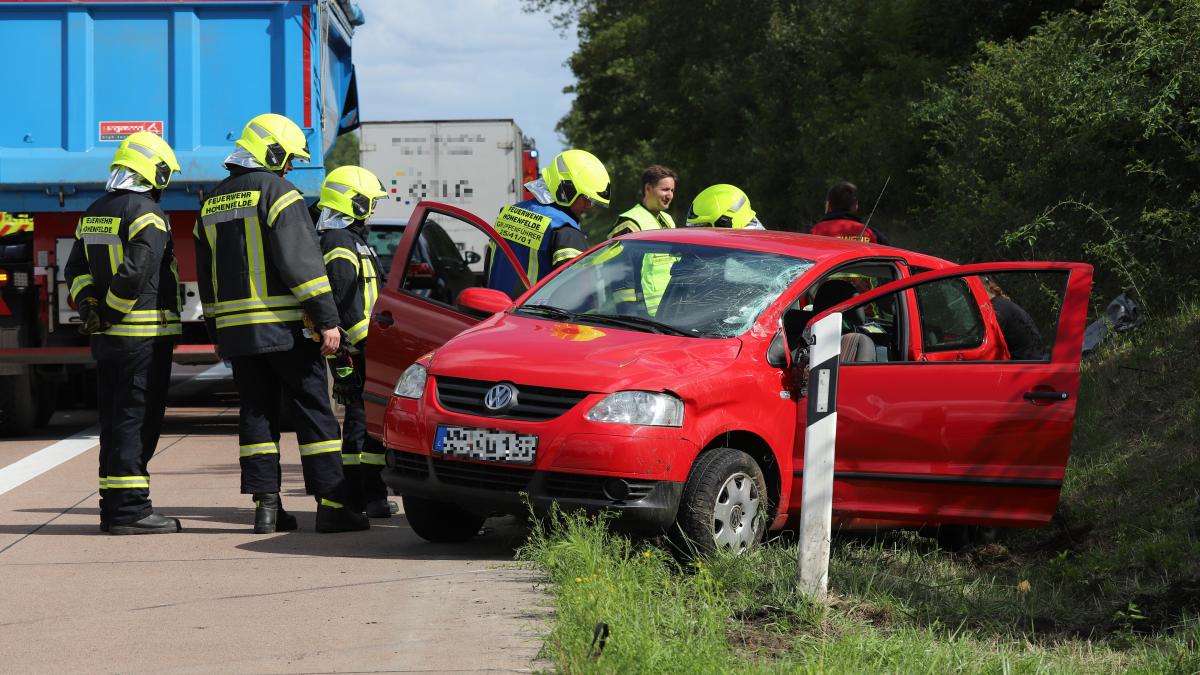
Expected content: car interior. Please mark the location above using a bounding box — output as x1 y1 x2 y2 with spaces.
782 262 905 364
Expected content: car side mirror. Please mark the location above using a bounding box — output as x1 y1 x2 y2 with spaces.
463 250 482 265
457 287 513 315
766 330 790 369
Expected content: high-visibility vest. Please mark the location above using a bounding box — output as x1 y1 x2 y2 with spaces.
613 204 676 315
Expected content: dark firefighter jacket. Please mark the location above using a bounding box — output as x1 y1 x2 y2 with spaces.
64 190 181 338
195 167 338 358
318 223 382 348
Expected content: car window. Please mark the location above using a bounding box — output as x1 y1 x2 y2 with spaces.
915 278 985 352
522 240 814 338
976 271 1066 361
422 220 466 265
786 263 903 362
364 224 403 258
834 270 1068 363
399 211 522 308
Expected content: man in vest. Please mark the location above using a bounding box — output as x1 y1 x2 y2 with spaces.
485 149 611 297
64 131 183 534
195 113 367 534
609 165 678 315
313 165 397 519
809 181 891 244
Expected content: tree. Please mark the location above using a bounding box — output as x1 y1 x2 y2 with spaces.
324 131 360 173
916 0 1200 308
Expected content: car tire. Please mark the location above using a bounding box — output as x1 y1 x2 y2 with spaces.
673 447 768 557
402 494 485 543
0 370 36 436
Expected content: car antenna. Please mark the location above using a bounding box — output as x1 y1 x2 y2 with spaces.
859 176 890 240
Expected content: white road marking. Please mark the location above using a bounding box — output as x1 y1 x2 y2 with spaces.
0 426 99 497
0 363 230 497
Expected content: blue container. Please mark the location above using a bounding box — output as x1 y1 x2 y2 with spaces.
0 0 361 212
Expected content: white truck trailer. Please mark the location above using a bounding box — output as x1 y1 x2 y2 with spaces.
359 119 537 271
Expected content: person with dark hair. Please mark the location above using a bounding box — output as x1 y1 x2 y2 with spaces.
609 165 677 239
982 277 1046 360
810 181 890 244
609 165 678 314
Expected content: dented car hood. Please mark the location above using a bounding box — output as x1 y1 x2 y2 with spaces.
430 313 743 394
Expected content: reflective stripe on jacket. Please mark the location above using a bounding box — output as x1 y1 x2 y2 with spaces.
319 225 381 347
63 191 181 338
195 167 339 358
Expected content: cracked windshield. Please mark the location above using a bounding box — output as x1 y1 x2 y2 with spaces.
519 240 814 338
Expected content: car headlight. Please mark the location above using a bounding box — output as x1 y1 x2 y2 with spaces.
585 391 684 427
393 363 428 399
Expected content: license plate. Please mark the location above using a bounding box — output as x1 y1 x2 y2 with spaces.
433 425 537 464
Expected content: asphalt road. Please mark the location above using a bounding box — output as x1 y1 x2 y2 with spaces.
0 364 544 674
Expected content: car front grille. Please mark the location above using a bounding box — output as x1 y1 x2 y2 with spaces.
435 376 591 422
431 457 533 492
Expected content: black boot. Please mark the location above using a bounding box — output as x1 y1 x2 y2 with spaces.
315 499 370 533
365 499 399 519
253 493 297 534
110 512 181 535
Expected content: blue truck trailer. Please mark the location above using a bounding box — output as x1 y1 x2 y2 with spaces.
0 0 364 434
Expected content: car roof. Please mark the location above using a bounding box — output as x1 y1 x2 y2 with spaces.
622 227 953 269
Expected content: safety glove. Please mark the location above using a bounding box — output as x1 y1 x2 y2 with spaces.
327 352 362 405
77 297 108 336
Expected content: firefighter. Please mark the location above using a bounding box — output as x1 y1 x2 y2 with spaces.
609 165 678 315
313 165 397 518
684 184 765 230
809 181 890 244
64 131 183 535
485 149 610 297
195 113 367 534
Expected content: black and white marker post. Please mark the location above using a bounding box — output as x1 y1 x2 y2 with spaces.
797 312 842 597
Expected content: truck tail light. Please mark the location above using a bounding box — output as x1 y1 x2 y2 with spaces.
0 269 8 285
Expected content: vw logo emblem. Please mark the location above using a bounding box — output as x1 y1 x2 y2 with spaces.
483 383 518 412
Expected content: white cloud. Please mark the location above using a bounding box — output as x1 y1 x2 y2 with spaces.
352 0 577 159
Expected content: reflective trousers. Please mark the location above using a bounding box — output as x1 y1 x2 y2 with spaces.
231 338 345 501
93 335 173 525
339 342 388 509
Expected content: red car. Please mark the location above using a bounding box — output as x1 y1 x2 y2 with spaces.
364 202 1092 553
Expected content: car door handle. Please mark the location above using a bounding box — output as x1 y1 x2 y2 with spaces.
1024 390 1069 401
373 312 394 327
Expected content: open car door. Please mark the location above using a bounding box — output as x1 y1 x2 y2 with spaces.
798 261 1092 529
363 202 529 439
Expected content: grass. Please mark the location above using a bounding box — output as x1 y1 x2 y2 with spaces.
518 301 1200 673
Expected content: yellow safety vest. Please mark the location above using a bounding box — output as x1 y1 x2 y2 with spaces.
613 204 676 315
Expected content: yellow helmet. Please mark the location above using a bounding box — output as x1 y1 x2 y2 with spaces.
110 131 181 189
686 184 758 229
318 165 387 220
235 113 311 171
542 149 611 207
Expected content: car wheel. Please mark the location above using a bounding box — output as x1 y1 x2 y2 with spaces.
674 447 768 557
401 494 486 543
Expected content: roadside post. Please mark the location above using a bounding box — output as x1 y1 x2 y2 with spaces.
797 312 842 597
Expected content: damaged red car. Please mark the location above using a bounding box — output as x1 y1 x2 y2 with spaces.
364 202 1092 554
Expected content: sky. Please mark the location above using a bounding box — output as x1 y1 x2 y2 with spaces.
351 0 578 160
